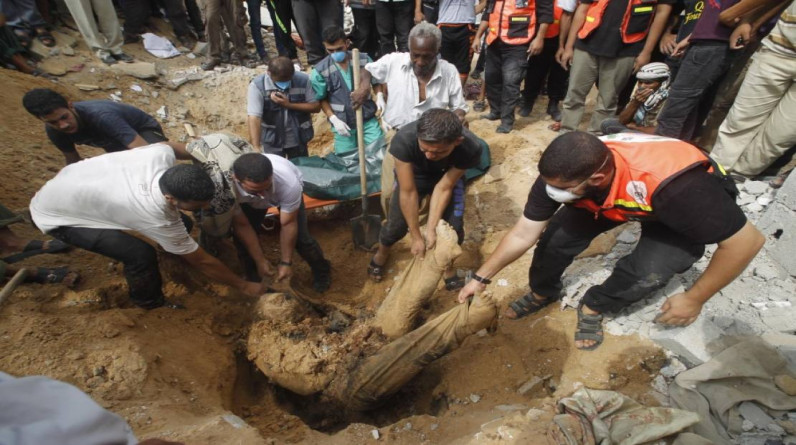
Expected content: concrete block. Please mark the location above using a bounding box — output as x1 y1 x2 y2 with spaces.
757 202 796 277
649 317 724 365
110 62 158 79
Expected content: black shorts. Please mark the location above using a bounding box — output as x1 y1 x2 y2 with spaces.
440 24 475 75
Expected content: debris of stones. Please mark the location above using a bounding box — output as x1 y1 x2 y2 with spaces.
371 429 380 439
743 180 769 196
517 375 550 395
157 106 168 120
739 401 776 430
75 84 100 91
469 393 481 403
111 61 158 79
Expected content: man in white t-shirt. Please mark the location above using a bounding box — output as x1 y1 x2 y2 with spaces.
229 153 332 293
29 144 266 309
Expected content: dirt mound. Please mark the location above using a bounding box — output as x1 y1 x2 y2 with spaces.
0 33 667 443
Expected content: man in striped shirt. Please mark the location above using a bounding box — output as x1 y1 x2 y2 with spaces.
711 1 796 179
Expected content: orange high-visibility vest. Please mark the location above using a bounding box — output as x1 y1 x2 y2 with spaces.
571 134 727 222
577 0 658 44
544 4 564 39
486 0 538 46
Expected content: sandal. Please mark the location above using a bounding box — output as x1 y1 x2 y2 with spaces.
367 258 385 283
444 275 466 291
35 30 56 47
575 303 604 351
28 267 80 287
3 239 70 264
506 292 557 320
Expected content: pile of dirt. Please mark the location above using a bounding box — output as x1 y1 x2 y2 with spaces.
0 25 672 444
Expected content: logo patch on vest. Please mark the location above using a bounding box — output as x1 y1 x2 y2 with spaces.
626 181 649 205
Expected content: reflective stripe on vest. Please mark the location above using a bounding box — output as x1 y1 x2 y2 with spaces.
314 52 377 128
487 0 538 46
571 134 720 222
577 0 658 44
544 5 563 39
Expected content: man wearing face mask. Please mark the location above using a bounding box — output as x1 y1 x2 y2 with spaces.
247 56 321 159
310 25 384 156
367 109 482 289
364 22 469 132
458 132 764 351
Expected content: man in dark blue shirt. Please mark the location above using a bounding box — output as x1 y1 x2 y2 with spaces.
22 88 167 165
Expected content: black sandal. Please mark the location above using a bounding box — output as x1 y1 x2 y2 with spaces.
575 303 604 351
444 275 466 291
507 292 556 319
28 267 79 287
367 258 385 282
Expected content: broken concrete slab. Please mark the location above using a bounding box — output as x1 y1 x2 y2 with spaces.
758 202 796 277
75 84 100 91
743 180 769 196
110 62 158 79
738 401 776 430
483 164 506 184
649 317 724 366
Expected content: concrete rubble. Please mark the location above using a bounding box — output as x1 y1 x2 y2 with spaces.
110 62 159 80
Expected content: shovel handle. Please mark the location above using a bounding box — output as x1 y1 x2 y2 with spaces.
352 49 367 199
0 268 29 305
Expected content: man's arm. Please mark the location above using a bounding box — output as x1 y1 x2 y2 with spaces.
394 158 426 257
232 210 274 278
126 134 150 149
415 0 425 23
181 246 266 297
472 20 490 54
350 63 373 109
247 115 263 152
276 208 299 281
560 2 590 69
634 3 673 72
458 216 550 302
656 221 764 325
63 151 82 164
425 168 466 249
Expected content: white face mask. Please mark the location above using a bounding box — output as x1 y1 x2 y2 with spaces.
545 184 584 203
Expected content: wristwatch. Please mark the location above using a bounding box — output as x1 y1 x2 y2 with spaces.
472 273 491 285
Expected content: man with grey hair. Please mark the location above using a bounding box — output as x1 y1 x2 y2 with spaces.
365 22 468 131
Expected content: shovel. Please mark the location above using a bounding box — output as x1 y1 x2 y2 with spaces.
350 48 382 251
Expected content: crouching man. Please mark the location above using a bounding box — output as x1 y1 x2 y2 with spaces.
458 132 764 350
29 143 266 309
185 134 332 293
369 108 482 290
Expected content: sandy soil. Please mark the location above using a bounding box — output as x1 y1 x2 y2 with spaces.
0 23 666 444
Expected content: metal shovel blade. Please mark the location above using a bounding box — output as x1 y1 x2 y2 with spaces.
351 213 381 252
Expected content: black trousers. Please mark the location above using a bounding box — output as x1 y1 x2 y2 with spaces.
351 7 379 60
529 206 705 313
485 40 528 126
48 214 194 308
655 42 734 142
379 178 466 247
440 24 474 75
235 201 330 281
291 0 342 65
265 0 298 59
374 0 413 54
50 226 163 308
522 36 568 104
119 0 194 38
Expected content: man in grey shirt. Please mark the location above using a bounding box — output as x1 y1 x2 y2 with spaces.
246 57 320 159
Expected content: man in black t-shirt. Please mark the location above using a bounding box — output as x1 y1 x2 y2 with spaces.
558 0 674 133
368 108 482 290
458 132 764 351
22 88 166 165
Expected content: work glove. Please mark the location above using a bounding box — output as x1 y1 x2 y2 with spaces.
329 115 351 137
